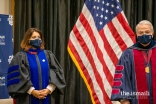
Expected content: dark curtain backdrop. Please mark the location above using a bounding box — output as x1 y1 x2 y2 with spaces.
13 0 156 104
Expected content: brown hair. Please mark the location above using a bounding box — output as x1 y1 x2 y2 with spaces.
20 28 45 51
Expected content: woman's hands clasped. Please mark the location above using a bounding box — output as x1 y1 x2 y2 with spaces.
31 88 51 99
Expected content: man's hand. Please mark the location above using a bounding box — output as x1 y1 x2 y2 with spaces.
120 100 130 104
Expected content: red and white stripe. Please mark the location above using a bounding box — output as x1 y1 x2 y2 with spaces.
68 3 135 104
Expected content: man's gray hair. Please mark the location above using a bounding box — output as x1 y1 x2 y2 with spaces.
136 20 154 32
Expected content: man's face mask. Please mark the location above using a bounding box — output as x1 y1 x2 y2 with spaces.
30 38 42 48
137 34 152 44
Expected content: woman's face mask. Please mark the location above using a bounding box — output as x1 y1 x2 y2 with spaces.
29 38 42 48
137 34 152 44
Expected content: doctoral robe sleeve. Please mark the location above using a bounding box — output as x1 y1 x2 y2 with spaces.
111 49 133 101
7 52 33 98
45 50 66 94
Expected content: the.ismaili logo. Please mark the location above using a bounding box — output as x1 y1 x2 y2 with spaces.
0 35 5 45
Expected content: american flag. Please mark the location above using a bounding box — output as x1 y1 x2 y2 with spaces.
67 0 135 104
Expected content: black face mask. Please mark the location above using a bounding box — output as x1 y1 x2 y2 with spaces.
137 34 152 44
30 39 42 48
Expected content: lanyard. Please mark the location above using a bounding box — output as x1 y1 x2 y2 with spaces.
141 50 152 65
141 49 152 73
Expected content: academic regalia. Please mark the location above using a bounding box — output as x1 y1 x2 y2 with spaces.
7 49 66 104
111 40 156 104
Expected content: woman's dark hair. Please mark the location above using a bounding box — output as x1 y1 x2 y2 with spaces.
20 28 45 51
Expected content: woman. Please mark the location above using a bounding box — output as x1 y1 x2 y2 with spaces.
7 28 66 104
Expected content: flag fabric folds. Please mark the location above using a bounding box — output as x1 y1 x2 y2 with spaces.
67 0 135 104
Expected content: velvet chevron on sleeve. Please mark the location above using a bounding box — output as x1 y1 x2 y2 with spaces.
7 52 33 99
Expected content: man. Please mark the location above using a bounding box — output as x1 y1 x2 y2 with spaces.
111 20 156 104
